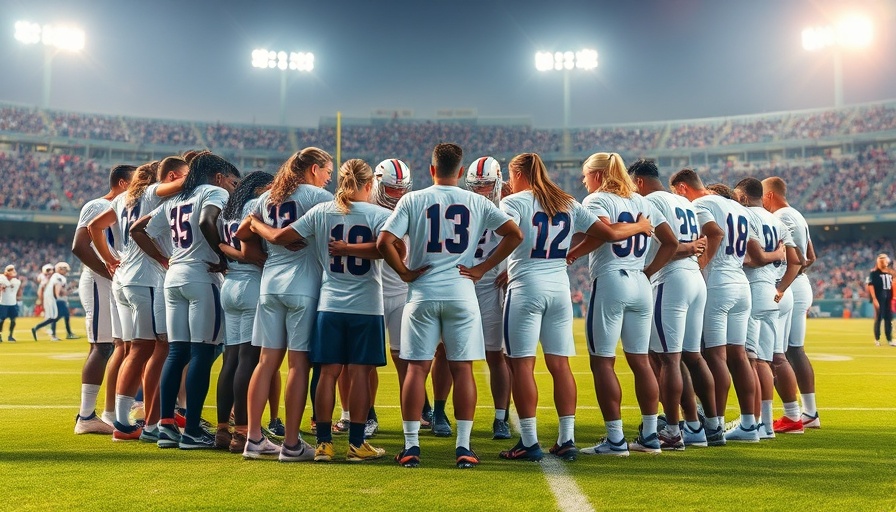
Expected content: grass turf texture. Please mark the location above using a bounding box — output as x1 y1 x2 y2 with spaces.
1 317 894 511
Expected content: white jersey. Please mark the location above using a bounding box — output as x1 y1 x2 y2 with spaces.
381 236 410 298
45 273 66 302
254 186 333 297
471 228 506 291
583 192 666 278
381 184 512 302
220 198 263 280
745 206 794 284
76 197 118 282
645 190 701 284
774 206 811 267
693 194 758 287
292 201 391 315
109 183 167 288
500 191 596 288
146 184 229 287
0 277 20 305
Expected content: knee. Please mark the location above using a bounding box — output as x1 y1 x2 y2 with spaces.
95 343 114 359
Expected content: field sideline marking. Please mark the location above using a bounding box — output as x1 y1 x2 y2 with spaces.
508 410 595 512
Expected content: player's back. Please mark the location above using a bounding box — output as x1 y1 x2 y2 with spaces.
297 200 391 315
254 185 333 297
693 194 752 287
774 206 810 259
385 184 510 301
113 184 168 287
745 206 791 284
645 190 700 283
501 190 594 289
583 191 657 277
220 198 263 279
77 197 117 281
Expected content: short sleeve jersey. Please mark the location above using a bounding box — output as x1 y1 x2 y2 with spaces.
867 269 893 301
76 197 117 282
500 191 596 289
110 183 167 288
219 198 263 279
471 227 506 291
45 273 66 302
745 206 794 284
146 184 229 287
381 184 512 302
692 194 757 287
292 201 391 315
253 185 334 297
774 206 811 267
645 190 700 283
583 192 666 279
0 277 19 305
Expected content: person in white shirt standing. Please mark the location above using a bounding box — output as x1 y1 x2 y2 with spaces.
0 265 23 342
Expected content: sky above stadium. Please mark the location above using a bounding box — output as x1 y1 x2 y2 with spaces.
1 0 894 128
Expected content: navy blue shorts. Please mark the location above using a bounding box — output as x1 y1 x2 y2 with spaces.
0 305 16 320
311 311 386 366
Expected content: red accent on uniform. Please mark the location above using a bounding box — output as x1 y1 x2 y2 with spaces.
391 159 403 180
477 158 487 178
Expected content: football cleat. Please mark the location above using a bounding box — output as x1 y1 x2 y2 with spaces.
705 426 727 447
278 439 315 462
455 447 480 469
630 433 662 454
157 421 182 449
658 430 685 451
267 417 285 436
261 425 284 445
215 427 232 449
773 416 805 434
333 418 350 434
139 426 160 443
174 408 187 429
74 412 113 435
395 446 421 468
8 336 16 342
549 440 579 461
347 442 386 462
682 423 708 447
229 432 247 454
492 418 511 440
758 423 776 440
66 333 78 340
364 418 379 439
465 156 503 204
30 327 37 341
179 430 216 449
724 423 760 442
112 426 142 442
801 412 821 429
499 439 544 461
314 441 335 462
581 437 630 457
243 436 281 459
432 413 452 437
420 409 433 428
372 159 412 209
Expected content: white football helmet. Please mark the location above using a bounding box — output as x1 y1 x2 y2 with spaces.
372 159 412 210
465 156 503 203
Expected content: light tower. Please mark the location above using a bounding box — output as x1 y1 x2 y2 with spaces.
251 49 314 126
802 14 873 108
535 49 598 154
14 20 85 108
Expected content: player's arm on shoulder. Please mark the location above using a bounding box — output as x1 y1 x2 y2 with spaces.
776 245 803 299
199 204 227 271
459 218 522 283
377 230 423 282
71 227 112 281
155 177 185 197
804 238 816 270
87 208 121 273
643 222 678 279
698 220 724 269
130 214 168 269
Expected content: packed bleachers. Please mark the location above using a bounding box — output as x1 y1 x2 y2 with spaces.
49 111 130 142
0 151 65 210
129 118 201 147
203 123 291 152
0 106 45 134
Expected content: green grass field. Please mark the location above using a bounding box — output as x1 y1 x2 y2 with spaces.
1 317 894 511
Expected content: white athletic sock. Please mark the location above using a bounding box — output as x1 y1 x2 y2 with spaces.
706 416 723 431
145 423 158 432
455 420 473 449
402 420 420 449
760 400 774 428
606 419 624 443
665 423 681 436
101 410 116 427
519 417 538 447
115 394 135 426
740 414 756 429
686 420 702 432
340 409 350 421
783 401 801 421
79 384 100 418
641 414 658 437
801 393 817 416
495 409 506 421
557 415 575 444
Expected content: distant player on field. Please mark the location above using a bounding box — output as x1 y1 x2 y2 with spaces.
866 254 894 346
0 265 23 342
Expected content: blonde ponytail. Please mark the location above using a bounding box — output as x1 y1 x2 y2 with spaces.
334 159 373 213
508 152 573 219
583 152 636 198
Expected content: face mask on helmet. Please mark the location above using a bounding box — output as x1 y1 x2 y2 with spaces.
465 156 503 204
372 159 411 209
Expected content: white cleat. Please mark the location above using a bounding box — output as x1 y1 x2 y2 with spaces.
580 437 630 457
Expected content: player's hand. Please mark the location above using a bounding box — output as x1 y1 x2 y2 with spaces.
692 236 707 256
105 258 121 276
494 270 509 289
635 213 653 237
34 298 42 306
873 299 879 309
457 264 485 283
285 240 307 252
154 256 170 270
774 290 784 303
400 265 430 283
772 241 786 261
208 257 228 274
328 240 350 256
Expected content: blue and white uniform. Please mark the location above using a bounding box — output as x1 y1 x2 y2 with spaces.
146 184 229 344
219 198 262 346
500 191 596 357
109 183 167 341
253 185 333 351
381 185 512 361
76 197 122 344
644 191 706 354
471 227 506 352
381 238 409 352
775 206 813 348
293 200 391 365
584 192 666 357
744 206 793 361
693 194 758 348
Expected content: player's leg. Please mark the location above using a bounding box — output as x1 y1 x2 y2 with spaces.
431 343 453 436
277 294 316 461
396 300 439 467
310 310 342 457
74 275 114 434
60 299 74 337
882 303 893 343
541 286 578 459
477 284 511 439
702 286 733 433
333 369 351 434
365 368 380 438
874 302 883 344
158 284 191 447
621 276 661 453
245 295 287 456
344 313 386 460
215 345 238 447
787 277 818 427
111 286 149 438
724 291 759 442
650 279 686 450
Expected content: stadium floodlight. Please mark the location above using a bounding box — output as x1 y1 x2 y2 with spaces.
534 48 599 153
13 20 85 108
801 15 873 107
252 48 314 125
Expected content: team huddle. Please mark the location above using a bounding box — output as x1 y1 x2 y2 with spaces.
67 143 826 469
